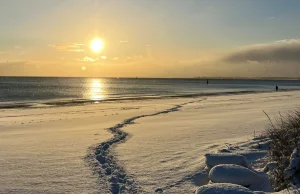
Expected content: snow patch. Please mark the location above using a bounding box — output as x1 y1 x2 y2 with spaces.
195 183 254 194
209 164 263 187
284 148 300 185
195 137 274 193
205 153 251 169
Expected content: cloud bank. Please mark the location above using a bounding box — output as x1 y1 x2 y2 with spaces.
178 39 300 78
50 43 84 52
224 39 300 64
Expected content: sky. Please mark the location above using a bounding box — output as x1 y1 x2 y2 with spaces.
1 0 300 78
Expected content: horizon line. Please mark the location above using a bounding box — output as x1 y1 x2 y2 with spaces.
1 75 300 80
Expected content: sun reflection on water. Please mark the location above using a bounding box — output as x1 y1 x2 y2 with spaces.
88 79 105 101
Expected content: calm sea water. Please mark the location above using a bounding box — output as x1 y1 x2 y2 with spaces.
1 77 300 107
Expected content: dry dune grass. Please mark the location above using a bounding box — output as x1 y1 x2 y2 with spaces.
265 110 300 191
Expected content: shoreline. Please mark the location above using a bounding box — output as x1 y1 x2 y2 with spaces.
1 88 298 110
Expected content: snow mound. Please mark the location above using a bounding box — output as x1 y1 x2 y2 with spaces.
205 153 251 169
284 148 300 184
209 164 263 187
195 183 254 194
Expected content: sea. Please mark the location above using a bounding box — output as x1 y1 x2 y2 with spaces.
1 77 300 108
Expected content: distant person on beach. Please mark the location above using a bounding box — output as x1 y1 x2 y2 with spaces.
207 79 209 84
276 85 278 91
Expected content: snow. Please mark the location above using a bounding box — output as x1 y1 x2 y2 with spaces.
195 183 254 194
0 101 172 193
284 148 300 184
209 164 263 187
116 91 300 193
205 153 251 169
1 91 300 193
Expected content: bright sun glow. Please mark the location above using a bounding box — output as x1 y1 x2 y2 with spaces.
90 39 104 53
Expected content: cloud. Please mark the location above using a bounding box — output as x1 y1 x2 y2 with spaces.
120 40 128 43
224 39 300 63
77 56 109 63
14 46 22 50
50 43 84 52
267 16 275 20
76 55 145 64
77 56 97 62
124 55 144 63
173 39 300 78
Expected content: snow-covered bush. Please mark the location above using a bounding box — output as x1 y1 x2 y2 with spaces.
209 164 263 187
265 110 300 190
195 183 254 194
205 153 251 169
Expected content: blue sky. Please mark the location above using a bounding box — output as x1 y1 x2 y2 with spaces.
1 0 300 77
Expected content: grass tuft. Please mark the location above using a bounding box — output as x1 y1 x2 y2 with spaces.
265 110 300 191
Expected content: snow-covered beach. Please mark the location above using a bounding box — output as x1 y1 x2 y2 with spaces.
1 90 300 193
3 0 300 193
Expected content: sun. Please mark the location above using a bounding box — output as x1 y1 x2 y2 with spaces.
90 39 104 53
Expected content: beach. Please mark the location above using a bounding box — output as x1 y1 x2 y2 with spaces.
3 0 300 193
1 90 300 193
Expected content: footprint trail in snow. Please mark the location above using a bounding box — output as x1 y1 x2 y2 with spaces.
86 99 204 194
